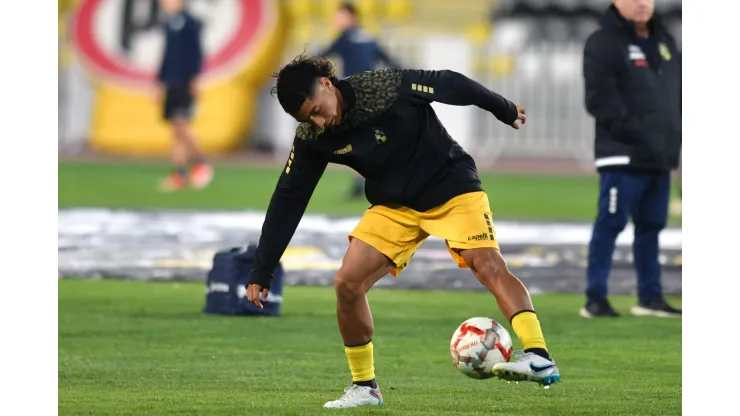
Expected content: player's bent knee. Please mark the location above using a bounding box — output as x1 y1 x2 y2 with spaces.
478 259 511 285
334 271 367 300
334 238 394 300
462 248 511 284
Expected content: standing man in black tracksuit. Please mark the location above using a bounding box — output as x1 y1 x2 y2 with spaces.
580 0 681 318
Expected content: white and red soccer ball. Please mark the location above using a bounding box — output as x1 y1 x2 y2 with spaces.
450 317 514 379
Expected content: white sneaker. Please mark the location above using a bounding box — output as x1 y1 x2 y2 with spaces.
630 298 682 317
323 384 383 409
491 351 560 387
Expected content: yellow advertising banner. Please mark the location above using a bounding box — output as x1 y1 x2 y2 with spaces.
70 0 287 156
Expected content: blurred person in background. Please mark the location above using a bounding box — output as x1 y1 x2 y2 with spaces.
581 0 681 318
156 0 212 191
316 2 403 200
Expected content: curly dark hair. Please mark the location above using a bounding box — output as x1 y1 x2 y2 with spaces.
270 52 340 116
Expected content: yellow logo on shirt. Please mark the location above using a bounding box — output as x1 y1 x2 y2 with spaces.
374 128 387 144
334 144 353 155
659 43 672 61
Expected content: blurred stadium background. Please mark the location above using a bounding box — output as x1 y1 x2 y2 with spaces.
58 1 682 413
58 0 682 169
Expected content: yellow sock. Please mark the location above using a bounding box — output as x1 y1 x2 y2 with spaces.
511 311 548 351
345 342 375 382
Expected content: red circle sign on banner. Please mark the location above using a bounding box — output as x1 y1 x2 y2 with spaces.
71 0 270 87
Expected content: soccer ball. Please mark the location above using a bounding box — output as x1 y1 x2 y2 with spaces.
450 317 514 379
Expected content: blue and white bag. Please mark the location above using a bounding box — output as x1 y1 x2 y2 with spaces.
203 245 284 316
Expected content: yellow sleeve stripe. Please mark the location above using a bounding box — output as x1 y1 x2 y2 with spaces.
411 83 434 94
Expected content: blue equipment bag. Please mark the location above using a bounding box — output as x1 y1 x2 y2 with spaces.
203 244 284 316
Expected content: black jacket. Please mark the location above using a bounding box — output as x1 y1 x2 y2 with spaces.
249 68 519 288
583 5 681 172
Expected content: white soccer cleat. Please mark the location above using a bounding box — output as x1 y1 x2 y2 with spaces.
323 384 383 409
492 351 560 387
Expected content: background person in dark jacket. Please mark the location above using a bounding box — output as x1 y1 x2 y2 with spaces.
580 0 681 318
156 0 212 191
317 2 403 199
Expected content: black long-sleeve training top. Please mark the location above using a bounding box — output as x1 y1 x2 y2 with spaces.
249 68 518 288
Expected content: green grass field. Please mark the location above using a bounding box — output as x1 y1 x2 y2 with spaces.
58 161 681 223
58 160 682 414
59 280 681 415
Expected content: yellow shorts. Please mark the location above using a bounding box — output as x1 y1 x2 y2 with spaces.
349 191 499 276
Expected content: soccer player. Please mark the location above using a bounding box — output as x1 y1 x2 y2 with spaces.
246 55 560 409
156 0 213 191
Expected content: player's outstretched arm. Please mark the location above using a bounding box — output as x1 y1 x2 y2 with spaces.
376 43 403 69
246 138 328 308
316 31 348 59
398 69 525 129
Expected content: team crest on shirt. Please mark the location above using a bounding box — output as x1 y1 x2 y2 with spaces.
373 128 387 144
659 43 672 61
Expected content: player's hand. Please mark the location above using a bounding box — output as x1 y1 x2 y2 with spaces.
154 85 164 104
189 79 200 98
246 284 269 310
511 105 526 130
